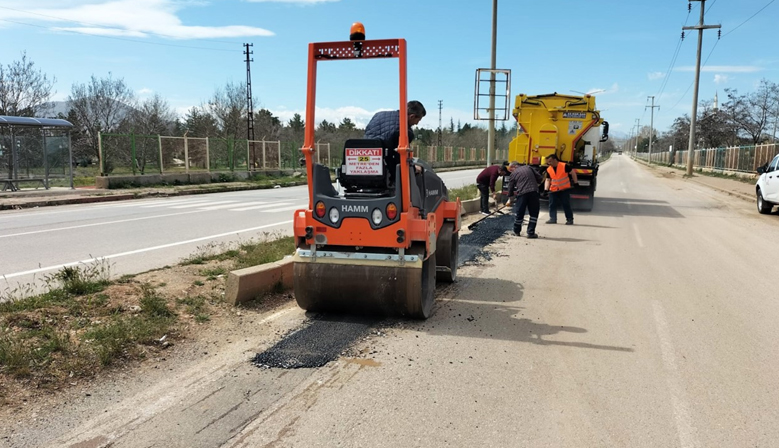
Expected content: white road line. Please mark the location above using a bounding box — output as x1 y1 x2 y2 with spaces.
230 202 292 212
1 220 293 279
633 223 644 248
0 210 205 239
138 199 210 208
198 201 266 211
265 205 305 213
170 200 236 209
652 301 699 448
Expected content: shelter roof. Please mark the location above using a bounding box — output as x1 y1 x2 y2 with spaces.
0 116 73 128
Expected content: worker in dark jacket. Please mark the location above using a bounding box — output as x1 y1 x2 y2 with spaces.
476 162 510 215
506 161 543 238
364 101 426 184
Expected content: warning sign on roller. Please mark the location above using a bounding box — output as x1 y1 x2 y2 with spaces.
345 148 383 176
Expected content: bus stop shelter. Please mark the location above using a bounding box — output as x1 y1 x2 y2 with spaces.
0 115 74 192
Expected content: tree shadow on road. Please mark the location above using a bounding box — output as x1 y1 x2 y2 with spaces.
425 277 634 353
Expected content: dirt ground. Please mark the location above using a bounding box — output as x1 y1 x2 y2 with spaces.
0 258 293 422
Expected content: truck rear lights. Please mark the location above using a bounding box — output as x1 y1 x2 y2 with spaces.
328 207 340 224
315 201 326 218
396 228 405 243
386 203 397 220
371 208 383 225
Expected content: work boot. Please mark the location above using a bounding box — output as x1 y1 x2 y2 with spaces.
565 220 574 225
513 226 522 236
527 232 538 239
545 219 556 224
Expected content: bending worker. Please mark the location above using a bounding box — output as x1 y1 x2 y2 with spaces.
476 161 511 215
364 100 426 185
506 161 542 238
544 154 578 225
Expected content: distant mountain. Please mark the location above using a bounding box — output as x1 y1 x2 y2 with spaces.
40 101 70 119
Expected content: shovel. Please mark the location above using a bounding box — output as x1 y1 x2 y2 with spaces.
468 204 510 230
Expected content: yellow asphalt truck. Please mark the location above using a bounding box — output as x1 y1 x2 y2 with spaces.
506 93 609 211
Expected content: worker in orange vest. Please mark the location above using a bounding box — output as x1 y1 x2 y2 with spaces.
544 154 578 225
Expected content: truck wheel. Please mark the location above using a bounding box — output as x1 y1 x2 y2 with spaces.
757 189 772 214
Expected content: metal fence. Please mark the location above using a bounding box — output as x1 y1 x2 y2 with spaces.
635 143 779 173
98 132 505 176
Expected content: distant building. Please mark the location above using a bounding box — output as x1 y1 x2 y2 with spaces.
713 91 718 111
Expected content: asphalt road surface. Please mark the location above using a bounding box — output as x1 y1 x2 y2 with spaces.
0 169 481 293
7 156 779 447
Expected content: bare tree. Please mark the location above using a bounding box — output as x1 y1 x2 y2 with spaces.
0 52 56 117
68 74 135 159
207 81 247 140
722 79 779 144
119 94 176 174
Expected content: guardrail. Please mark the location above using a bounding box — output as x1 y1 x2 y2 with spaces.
97 132 508 176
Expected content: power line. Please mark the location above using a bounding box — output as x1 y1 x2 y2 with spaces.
0 5 245 45
0 18 240 53
669 39 720 111
723 0 775 37
655 5 693 100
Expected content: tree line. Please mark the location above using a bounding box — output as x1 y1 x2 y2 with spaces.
632 78 779 156
5 52 774 165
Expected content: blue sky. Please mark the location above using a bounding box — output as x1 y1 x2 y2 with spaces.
1 0 777 137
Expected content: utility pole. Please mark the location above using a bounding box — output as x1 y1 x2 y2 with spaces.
646 96 660 163
683 0 720 176
634 119 641 156
244 43 256 169
486 0 498 167
438 100 443 148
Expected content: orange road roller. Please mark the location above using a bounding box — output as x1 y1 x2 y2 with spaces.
292 24 462 319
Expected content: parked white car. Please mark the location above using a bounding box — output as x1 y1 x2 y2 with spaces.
756 154 779 214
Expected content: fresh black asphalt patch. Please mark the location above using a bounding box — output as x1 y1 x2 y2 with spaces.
253 213 513 369
252 315 380 369
458 213 513 265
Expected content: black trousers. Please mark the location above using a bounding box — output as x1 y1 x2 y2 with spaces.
477 183 491 213
548 189 573 223
513 191 540 235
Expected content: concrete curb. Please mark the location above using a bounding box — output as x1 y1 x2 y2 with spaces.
689 179 754 203
633 156 755 203
224 258 294 305
460 198 480 215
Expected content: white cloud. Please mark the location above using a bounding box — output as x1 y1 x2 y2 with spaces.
0 0 274 39
138 87 154 95
648 72 665 80
713 74 730 84
675 65 761 73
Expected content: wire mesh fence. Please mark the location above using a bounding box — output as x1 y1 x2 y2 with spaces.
98 132 505 176
637 143 779 173
1 127 72 188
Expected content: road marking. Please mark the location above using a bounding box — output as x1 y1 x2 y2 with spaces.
198 201 267 211
230 202 293 212
633 223 644 247
265 205 305 213
1 220 293 279
652 301 698 448
170 200 237 209
0 210 205 239
138 199 212 208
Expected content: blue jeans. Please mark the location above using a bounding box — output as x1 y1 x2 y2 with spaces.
548 189 573 223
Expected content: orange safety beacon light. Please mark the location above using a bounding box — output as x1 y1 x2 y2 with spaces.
349 22 365 41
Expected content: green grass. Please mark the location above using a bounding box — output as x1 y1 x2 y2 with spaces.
199 266 228 280
234 236 295 270
449 184 479 201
